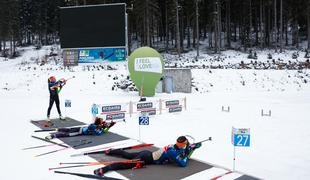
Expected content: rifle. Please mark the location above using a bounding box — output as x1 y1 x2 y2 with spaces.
55 76 75 93
187 137 212 158
195 137 212 144
58 76 75 86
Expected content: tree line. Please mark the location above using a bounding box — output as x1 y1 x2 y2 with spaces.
0 0 309 58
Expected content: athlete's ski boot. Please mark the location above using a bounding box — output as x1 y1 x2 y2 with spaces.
59 115 65 120
94 168 105 176
45 135 53 140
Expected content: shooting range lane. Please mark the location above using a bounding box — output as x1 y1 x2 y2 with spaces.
31 117 259 180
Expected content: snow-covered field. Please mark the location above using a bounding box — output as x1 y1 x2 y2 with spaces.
0 46 310 180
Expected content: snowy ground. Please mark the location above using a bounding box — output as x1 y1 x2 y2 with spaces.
0 46 310 180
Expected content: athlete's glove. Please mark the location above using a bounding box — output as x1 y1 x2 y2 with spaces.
190 142 202 150
109 121 116 128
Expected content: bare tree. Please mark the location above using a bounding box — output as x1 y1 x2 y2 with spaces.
146 0 151 46
165 3 169 51
195 0 200 58
175 0 181 57
214 0 220 53
218 0 222 50
249 0 252 49
260 0 264 48
0 0 9 56
307 1 310 50
226 0 231 48
274 0 277 51
133 0 160 47
2 0 310 54
279 0 283 52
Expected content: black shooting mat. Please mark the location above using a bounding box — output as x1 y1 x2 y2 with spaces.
90 146 213 180
31 117 128 148
235 175 261 180
58 131 129 148
31 117 86 129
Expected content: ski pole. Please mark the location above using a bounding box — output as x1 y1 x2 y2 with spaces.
71 143 153 157
84 143 154 156
54 171 113 180
80 142 126 154
22 139 88 150
22 143 56 150
35 140 92 157
31 135 68 148
60 159 141 165
49 159 143 170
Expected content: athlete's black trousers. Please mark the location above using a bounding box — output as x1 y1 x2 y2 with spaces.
98 149 154 174
51 127 82 138
47 94 61 116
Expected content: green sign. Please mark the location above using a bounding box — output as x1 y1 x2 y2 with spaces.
128 47 164 96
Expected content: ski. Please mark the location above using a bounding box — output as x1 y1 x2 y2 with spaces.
22 139 88 150
72 143 154 157
35 140 92 157
22 143 58 150
210 171 233 180
71 143 127 157
50 159 143 170
31 135 68 148
34 129 57 132
54 170 123 180
83 143 126 153
60 159 141 165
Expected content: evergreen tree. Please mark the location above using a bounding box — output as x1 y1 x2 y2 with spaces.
1 0 309 53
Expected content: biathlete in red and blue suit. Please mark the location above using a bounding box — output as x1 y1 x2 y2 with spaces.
94 136 202 176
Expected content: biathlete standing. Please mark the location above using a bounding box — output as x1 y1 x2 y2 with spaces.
47 76 66 121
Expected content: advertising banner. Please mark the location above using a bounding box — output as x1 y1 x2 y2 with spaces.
128 47 164 96
134 57 162 73
78 47 126 63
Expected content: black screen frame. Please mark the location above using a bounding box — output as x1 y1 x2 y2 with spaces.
60 3 126 49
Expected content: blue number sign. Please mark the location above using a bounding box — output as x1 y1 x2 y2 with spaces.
139 116 149 125
91 104 98 116
65 99 71 107
232 127 250 147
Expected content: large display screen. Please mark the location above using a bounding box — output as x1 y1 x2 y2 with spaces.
60 4 126 49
